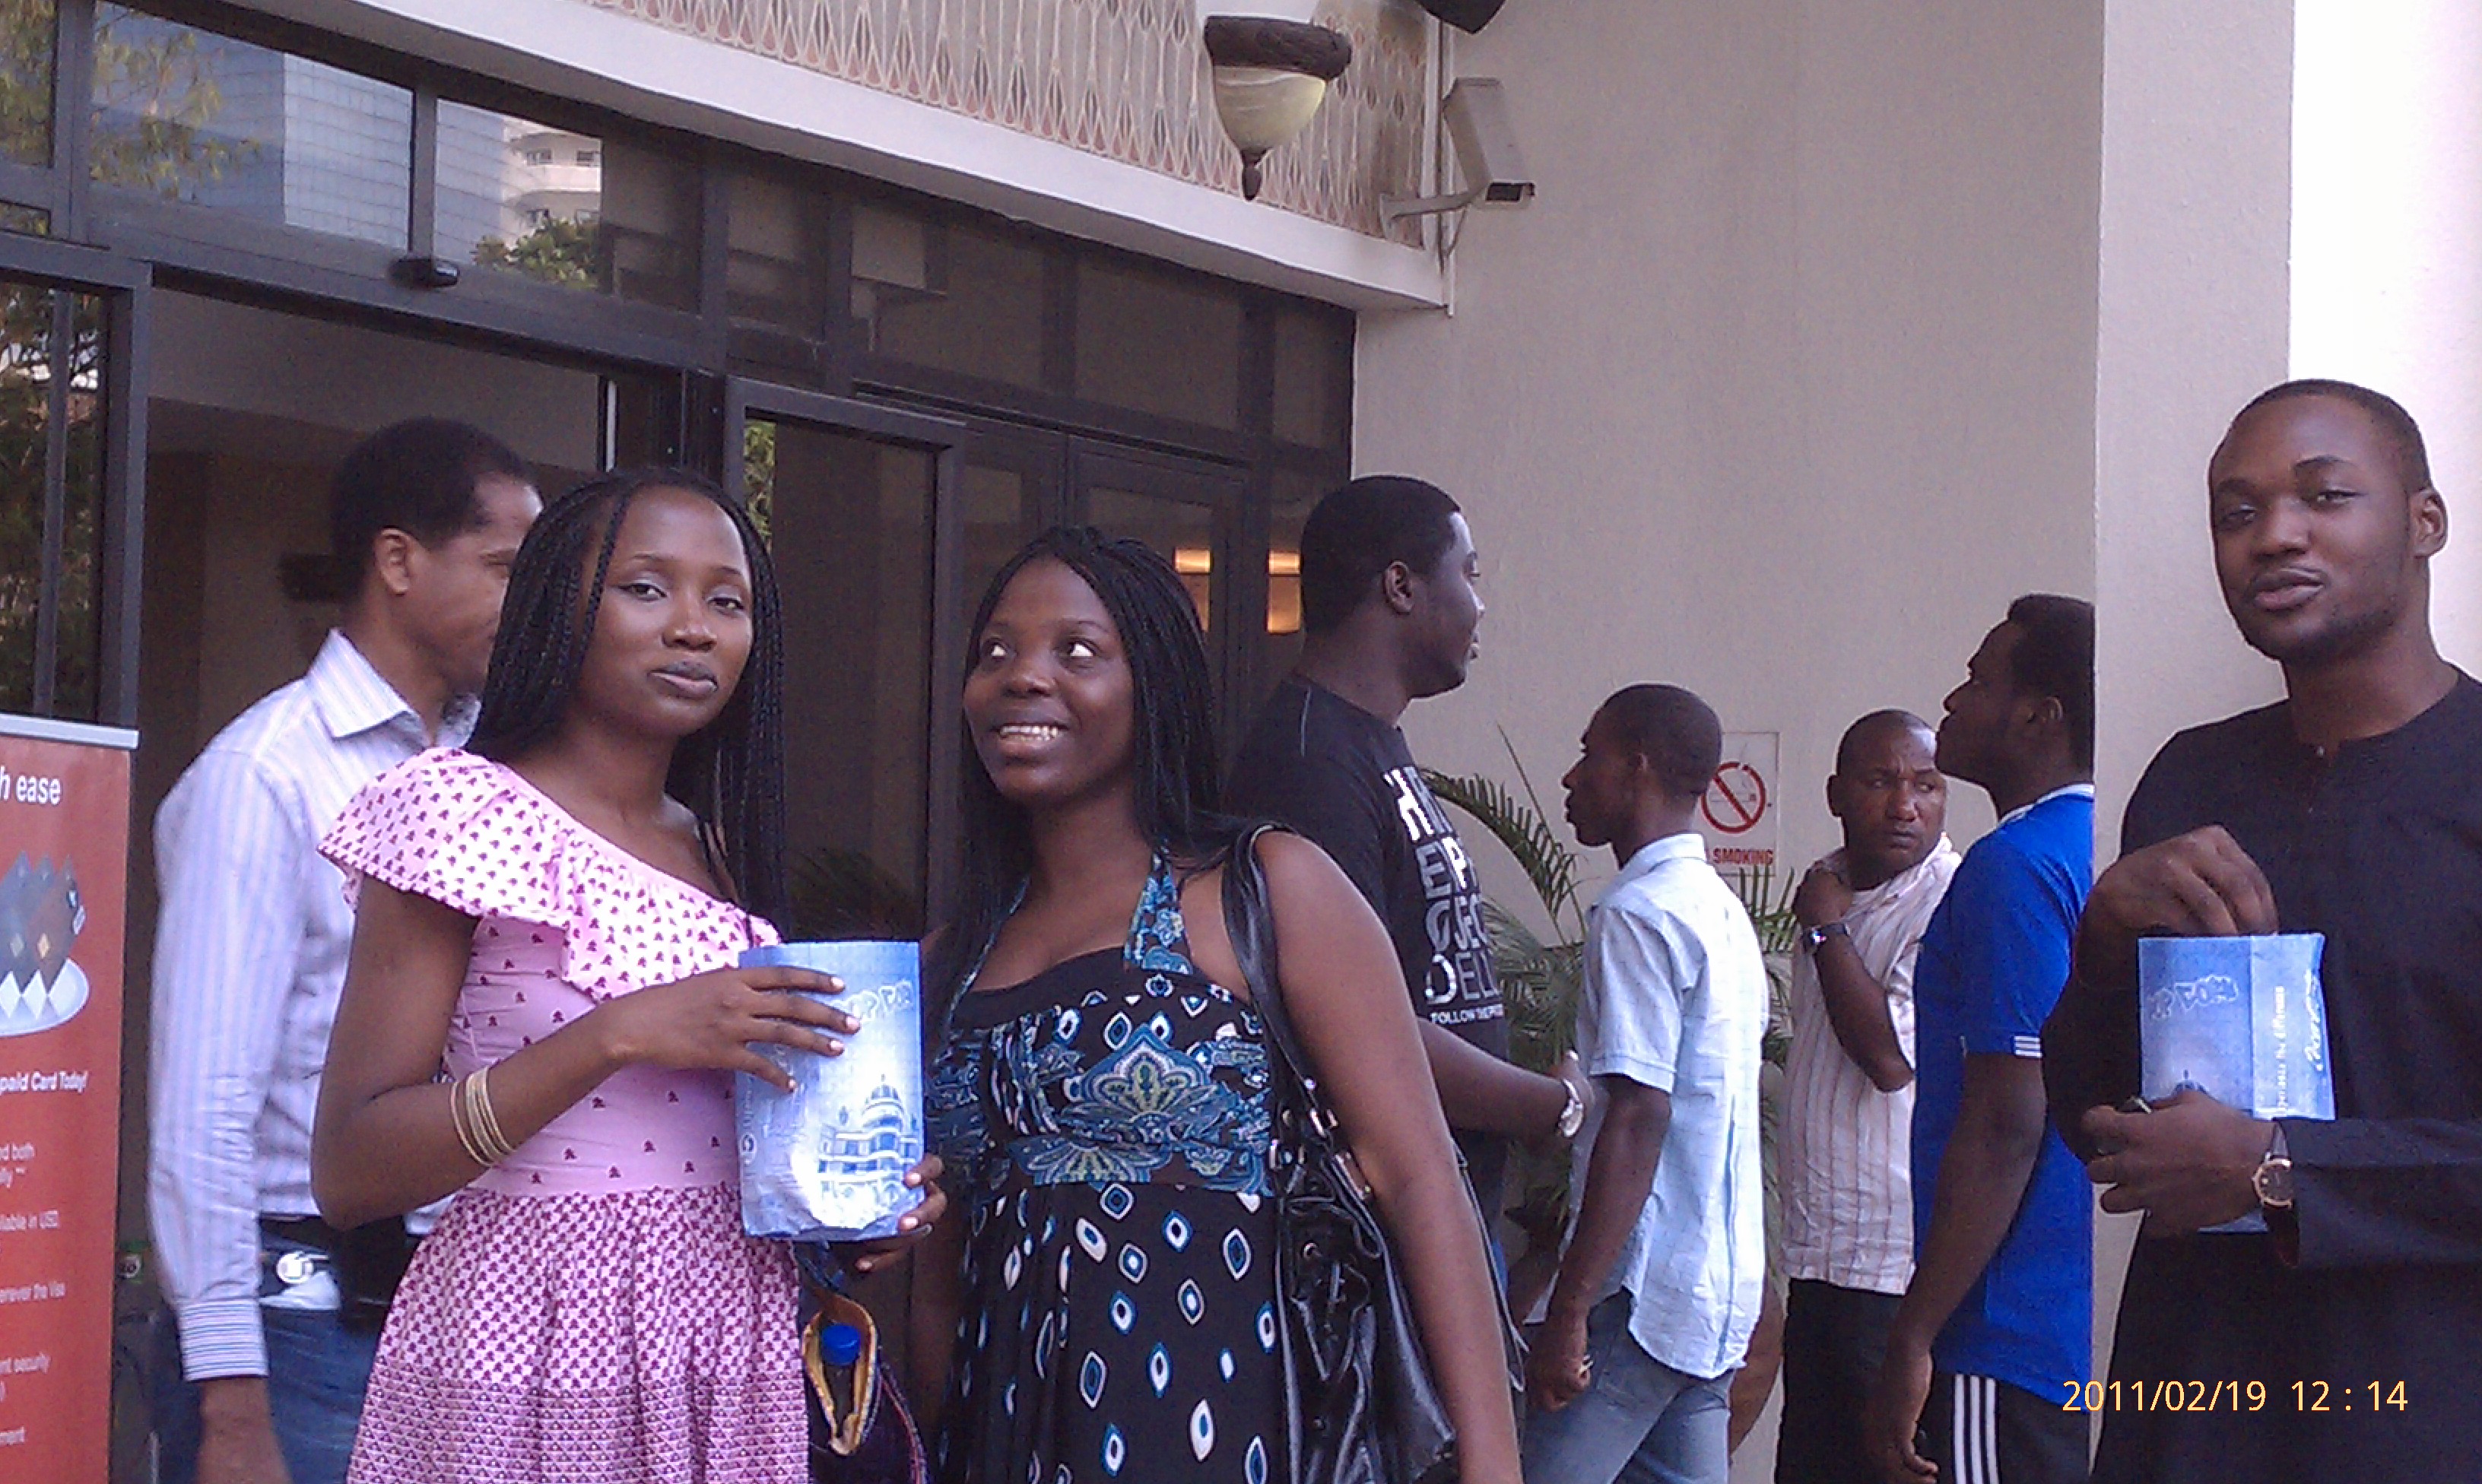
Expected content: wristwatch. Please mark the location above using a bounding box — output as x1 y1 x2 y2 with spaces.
1800 920 1849 955
1556 1079 1588 1140
2252 1121 2295 1210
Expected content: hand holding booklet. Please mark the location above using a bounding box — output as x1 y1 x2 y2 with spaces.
735 940 927 1242
2137 933 2334 1232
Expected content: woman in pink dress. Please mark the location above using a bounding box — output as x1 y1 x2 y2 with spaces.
310 469 944 1482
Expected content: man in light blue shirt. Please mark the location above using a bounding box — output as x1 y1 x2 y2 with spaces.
148 421 538 1484
1525 683 1769 1484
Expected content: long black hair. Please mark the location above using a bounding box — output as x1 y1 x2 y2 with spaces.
468 467 787 921
933 526 1240 1001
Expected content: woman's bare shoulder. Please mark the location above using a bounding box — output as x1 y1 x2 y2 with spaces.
1248 832 1396 964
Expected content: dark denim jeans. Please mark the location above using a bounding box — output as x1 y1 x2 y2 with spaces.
148 1235 381 1484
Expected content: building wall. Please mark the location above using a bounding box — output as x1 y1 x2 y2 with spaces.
1354 11 2106 1472
2093 0 2295 849
2290 0 2482 675
2089 0 2297 1431
564 0 1431 240
287 0 1444 306
1357 1 2106 905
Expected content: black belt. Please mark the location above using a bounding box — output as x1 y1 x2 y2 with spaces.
259 1214 417 1332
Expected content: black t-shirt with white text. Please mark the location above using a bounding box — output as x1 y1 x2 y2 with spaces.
1226 676 1512 1219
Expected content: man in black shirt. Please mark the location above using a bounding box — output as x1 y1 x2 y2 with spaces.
1228 476 1588 1226
2042 380 2482 1482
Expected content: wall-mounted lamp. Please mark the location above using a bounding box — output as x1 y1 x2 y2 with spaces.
1203 16 1353 201
1382 77 1535 227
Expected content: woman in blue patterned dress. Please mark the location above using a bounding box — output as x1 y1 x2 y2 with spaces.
912 528 1520 1484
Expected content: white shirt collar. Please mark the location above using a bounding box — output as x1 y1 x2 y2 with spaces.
1998 782 2095 828
305 629 477 747
1610 830 1706 890
1849 835 1960 911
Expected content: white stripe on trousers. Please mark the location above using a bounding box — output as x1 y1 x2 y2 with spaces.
1952 1374 2004 1484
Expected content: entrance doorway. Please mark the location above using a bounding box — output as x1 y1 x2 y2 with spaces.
138 291 608 772
725 383 964 938
120 287 632 1328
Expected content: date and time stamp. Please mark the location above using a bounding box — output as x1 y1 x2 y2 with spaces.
2061 1380 2411 1414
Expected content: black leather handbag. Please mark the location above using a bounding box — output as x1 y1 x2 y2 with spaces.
1221 826 1523 1484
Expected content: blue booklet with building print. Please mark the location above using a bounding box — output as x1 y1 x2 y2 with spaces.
2138 933 2333 1232
735 940 925 1242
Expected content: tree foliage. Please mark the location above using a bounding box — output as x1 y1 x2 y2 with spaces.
4 4 244 715
0 288 103 715
474 216 600 290
0 0 59 166
86 5 253 196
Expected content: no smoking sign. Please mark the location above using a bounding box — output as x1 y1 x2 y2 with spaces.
1696 733 1779 870
1703 761 1767 835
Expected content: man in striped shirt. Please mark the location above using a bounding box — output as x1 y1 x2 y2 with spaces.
147 420 538 1484
1777 709 1959 1484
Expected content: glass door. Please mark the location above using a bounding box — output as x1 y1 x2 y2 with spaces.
0 236 146 731
722 382 966 935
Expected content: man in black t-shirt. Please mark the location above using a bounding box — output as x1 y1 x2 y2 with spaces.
1229 475 1587 1224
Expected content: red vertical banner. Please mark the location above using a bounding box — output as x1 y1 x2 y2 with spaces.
0 715 135 1481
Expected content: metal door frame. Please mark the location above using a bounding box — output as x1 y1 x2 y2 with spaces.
0 233 151 729
1065 439 1253 753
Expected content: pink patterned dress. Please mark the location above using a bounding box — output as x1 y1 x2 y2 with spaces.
319 747 804 1484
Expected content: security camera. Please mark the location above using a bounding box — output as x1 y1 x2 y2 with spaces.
1382 78 1534 224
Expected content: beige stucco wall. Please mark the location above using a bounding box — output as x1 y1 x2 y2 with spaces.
2088 0 2296 1444
2093 0 2295 846
1354 10 2108 1472
1358 0 2106 903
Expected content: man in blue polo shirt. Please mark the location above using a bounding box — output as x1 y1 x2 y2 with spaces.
1865 595 2095 1484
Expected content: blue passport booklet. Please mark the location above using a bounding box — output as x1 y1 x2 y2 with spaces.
2138 934 2333 1234
734 940 925 1242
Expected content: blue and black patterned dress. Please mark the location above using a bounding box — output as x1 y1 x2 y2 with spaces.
928 858 1281 1484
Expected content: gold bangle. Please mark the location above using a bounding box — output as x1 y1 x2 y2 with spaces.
466 1068 519 1164
449 1074 496 1167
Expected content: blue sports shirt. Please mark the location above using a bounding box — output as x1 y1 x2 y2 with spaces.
1910 785 2095 1401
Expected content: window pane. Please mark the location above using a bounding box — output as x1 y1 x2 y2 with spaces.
960 462 1040 614
0 0 57 166
1075 260 1242 430
90 8 411 249
1272 306 1351 449
852 201 1046 390
726 168 825 333
55 295 100 716
1258 468 1329 700
0 204 47 236
436 100 700 311
0 281 106 721
1086 483 1218 632
758 419 934 935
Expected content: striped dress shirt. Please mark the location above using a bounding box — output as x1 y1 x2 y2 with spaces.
148 630 471 1381
1779 838 1960 1295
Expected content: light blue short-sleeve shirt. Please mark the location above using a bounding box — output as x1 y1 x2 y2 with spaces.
1570 832 1769 1380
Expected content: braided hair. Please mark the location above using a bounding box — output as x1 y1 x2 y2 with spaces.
933 526 1241 1002
468 468 787 921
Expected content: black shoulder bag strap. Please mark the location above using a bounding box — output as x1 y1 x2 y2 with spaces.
1220 825 1523 1484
